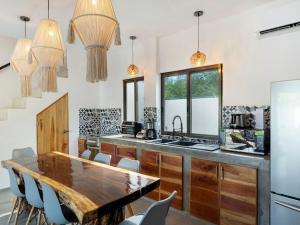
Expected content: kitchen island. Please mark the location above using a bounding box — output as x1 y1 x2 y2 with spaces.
100 135 270 225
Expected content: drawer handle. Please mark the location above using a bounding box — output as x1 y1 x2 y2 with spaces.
274 200 300 212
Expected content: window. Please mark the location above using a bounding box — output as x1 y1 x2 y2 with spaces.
123 77 144 123
161 64 222 139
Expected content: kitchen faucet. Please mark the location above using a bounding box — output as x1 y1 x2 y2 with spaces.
172 115 183 140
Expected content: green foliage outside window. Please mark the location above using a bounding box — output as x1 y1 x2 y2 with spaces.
164 69 219 100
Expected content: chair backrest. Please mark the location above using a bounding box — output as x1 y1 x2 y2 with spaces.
140 191 177 225
94 152 112 165
7 167 25 198
117 158 140 173
81 150 91 160
12 147 35 160
41 183 70 225
22 173 43 209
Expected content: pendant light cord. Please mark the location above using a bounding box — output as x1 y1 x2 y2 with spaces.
197 15 199 51
48 0 50 19
24 20 27 38
132 39 134 64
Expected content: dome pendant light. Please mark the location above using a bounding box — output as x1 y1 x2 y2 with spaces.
190 11 206 66
31 0 65 92
67 0 121 83
127 36 139 77
11 16 37 97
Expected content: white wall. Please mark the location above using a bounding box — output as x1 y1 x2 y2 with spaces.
159 0 300 106
0 39 100 189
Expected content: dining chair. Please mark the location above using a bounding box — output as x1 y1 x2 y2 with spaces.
12 147 35 160
117 158 140 173
22 173 47 225
118 191 177 225
81 149 91 160
94 152 112 165
7 167 25 225
117 158 140 216
41 183 79 225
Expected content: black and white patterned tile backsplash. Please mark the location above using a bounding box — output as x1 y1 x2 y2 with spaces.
79 108 121 136
222 105 270 129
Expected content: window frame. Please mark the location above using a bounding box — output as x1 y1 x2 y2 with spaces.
161 64 223 140
123 76 144 121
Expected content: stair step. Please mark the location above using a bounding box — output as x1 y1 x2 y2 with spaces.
0 108 8 121
8 97 27 109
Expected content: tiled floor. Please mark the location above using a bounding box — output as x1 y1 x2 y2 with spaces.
0 189 206 225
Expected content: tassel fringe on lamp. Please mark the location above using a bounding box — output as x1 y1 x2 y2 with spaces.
190 11 206 66
68 0 121 82
11 16 37 97
30 0 65 92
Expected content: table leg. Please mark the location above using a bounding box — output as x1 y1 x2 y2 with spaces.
92 207 124 225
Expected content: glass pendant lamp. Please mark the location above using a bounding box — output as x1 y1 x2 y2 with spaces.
31 0 65 92
190 11 206 66
11 16 37 97
127 36 139 77
68 0 121 82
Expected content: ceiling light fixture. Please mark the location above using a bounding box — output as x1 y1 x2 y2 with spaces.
68 0 121 83
190 11 206 66
11 16 37 97
30 0 65 92
127 36 139 77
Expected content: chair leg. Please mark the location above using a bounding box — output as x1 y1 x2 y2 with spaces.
127 204 134 216
13 198 22 225
25 206 35 225
41 210 49 225
7 197 18 225
36 209 42 225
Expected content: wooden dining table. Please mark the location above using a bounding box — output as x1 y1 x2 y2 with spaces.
1 152 160 225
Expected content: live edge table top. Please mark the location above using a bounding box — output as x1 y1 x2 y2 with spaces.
1 152 160 223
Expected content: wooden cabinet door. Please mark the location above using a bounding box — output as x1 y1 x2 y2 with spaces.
140 150 160 200
115 146 137 164
190 158 220 225
219 163 257 225
100 143 117 165
78 138 87 157
160 153 183 210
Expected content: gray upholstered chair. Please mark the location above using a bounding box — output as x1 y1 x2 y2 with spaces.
94 152 112 165
118 191 177 225
81 149 91 160
117 158 140 216
12 147 35 160
117 158 140 173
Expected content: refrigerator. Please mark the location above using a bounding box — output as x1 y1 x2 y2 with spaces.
271 80 300 225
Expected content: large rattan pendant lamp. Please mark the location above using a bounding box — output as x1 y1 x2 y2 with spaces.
31 0 65 92
68 0 121 83
127 36 139 77
190 11 206 66
11 16 37 97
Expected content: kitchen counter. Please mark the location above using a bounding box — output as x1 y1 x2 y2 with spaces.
100 135 270 225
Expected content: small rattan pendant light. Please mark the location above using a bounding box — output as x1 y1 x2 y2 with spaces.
190 11 206 66
30 0 65 92
127 36 139 77
67 0 121 83
11 16 37 97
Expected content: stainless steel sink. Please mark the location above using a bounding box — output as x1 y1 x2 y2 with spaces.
168 140 196 147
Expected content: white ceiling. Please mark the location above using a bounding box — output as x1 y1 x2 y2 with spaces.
0 0 276 40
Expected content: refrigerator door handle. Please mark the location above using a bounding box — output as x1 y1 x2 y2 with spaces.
275 200 300 212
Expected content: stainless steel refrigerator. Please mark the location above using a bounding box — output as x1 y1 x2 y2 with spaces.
271 80 300 225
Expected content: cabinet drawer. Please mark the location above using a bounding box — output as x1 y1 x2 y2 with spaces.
116 146 137 160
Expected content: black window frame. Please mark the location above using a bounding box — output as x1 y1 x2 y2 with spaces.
123 76 144 121
161 64 223 140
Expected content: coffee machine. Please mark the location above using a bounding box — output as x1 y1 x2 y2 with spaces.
145 118 157 140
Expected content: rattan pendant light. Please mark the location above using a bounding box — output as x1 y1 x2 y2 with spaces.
127 36 139 76
190 11 206 66
67 0 121 82
11 16 37 97
30 0 65 92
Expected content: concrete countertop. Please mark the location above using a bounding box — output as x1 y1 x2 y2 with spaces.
100 135 269 169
